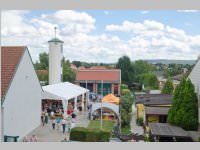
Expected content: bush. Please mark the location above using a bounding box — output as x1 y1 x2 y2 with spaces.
198 137 200 142
144 134 150 142
136 117 144 126
70 127 111 142
121 84 128 90
121 89 131 96
121 125 131 134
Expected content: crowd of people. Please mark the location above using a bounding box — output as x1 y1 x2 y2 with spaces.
41 105 77 134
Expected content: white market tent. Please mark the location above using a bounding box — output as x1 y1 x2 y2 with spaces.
42 82 89 113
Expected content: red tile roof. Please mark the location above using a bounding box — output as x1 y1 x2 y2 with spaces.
76 69 121 82
90 66 107 70
1 46 25 99
36 70 48 75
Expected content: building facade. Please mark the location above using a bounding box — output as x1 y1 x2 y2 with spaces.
75 69 121 96
1 46 43 141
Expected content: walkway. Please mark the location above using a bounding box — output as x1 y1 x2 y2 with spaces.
23 110 89 142
24 123 67 142
130 104 144 135
75 110 89 128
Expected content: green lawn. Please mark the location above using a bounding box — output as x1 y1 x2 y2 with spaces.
88 120 115 132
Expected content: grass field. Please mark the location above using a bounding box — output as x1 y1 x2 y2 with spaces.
87 120 115 132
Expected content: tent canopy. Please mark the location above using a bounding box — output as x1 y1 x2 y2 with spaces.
102 93 120 105
42 82 89 101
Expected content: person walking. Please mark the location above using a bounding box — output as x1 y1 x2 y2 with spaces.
56 117 61 131
50 111 54 119
67 119 71 133
45 111 48 124
52 117 56 130
61 118 66 134
41 111 45 126
30 135 37 142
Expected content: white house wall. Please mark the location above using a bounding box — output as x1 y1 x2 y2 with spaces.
2 50 42 140
189 60 200 129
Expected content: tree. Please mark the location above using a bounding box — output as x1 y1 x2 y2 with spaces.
132 60 155 82
120 96 133 128
116 56 134 85
63 59 75 82
168 77 198 131
34 61 41 70
161 78 174 94
72 61 82 68
140 73 159 90
39 52 48 70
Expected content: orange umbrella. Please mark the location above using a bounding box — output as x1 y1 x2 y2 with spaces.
102 93 120 105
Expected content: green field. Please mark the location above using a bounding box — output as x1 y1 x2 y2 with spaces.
88 120 115 132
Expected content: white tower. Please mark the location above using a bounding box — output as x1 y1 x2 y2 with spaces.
48 27 64 85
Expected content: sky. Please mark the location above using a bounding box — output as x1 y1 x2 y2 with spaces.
1 10 200 63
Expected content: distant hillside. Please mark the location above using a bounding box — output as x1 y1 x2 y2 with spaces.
145 59 196 65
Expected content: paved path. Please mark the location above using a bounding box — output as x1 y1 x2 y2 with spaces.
130 104 144 135
75 110 89 127
24 123 67 142
24 110 89 142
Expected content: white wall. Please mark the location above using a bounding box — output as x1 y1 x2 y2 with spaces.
189 60 200 126
2 50 42 141
49 41 63 85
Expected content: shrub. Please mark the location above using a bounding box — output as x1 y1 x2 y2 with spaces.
136 117 144 126
198 137 200 142
70 127 111 142
70 127 87 142
121 89 131 96
121 84 128 90
144 134 150 142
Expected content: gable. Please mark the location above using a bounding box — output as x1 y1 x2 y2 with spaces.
1 46 43 104
1 46 25 100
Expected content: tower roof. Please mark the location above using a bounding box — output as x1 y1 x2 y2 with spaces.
48 38 64 43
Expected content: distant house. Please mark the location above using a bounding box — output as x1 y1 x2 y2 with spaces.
70 64 77 71
36 69 48 85
188 59 200 131
1 46 43 142
75 68 121 96
158 77 180 90
135 94 172 126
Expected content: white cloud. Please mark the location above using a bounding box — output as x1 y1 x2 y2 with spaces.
177 10 200 13
104 11 110 15
1 10 200 63
106 19 200 60
184 22 192 26
106 20 164 34
141 11 149 14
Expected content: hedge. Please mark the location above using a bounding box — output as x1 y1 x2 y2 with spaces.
70 127 111 142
